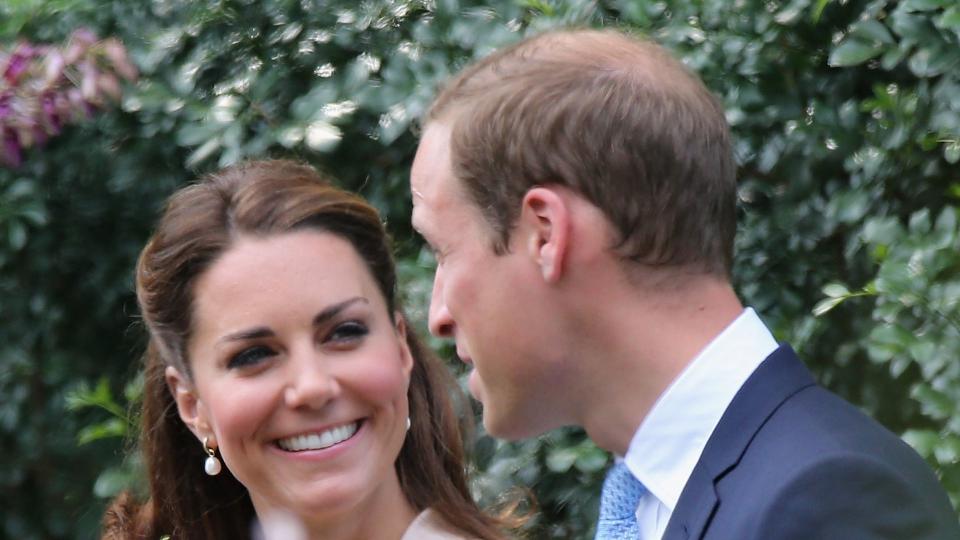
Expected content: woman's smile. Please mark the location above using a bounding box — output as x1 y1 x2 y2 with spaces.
275 420 363 452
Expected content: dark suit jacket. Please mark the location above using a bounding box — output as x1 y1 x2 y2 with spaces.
662 345 960 540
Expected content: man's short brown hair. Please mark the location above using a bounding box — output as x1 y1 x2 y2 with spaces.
426 28 737 277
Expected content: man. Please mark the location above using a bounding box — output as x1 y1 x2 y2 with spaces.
409 28 959 539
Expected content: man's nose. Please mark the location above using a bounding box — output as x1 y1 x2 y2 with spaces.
283 347 339 409
427 265 454 338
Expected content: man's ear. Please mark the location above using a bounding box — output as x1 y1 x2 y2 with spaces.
520 187 569 283
165 366 210 441
393 313 415 378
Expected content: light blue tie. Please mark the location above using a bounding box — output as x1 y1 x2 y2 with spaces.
595 462 644 540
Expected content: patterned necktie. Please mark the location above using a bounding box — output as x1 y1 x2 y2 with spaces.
595 461 644 540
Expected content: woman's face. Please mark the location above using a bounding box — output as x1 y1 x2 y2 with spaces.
168 230 413 524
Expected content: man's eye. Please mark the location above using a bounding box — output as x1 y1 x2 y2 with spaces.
327 321 369 343
227 346 275 369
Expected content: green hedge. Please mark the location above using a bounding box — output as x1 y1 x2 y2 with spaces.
1 0 957 537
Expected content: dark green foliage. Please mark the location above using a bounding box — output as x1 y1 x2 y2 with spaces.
0 0 957 538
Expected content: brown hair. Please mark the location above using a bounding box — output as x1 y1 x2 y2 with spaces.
427 28 737 277
102 159 507 539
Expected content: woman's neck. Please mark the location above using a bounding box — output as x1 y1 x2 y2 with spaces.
255 472 418 540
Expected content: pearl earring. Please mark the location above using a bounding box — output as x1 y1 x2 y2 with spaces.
203 437 222 476
406 416 411 431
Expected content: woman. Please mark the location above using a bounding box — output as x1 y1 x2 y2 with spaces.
102 159 511 539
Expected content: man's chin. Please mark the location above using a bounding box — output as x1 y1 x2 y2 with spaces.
481 404 552 441
467 368 484 401
483 414 538 441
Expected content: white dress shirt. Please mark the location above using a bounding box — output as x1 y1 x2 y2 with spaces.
621 308 779 539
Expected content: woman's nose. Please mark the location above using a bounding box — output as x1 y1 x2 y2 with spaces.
283 349 339 410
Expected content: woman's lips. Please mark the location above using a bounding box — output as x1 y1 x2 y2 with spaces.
275 420 362 452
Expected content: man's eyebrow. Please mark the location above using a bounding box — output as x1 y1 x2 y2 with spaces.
217 297 369 344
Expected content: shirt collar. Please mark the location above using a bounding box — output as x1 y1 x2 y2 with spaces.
622 308 778 512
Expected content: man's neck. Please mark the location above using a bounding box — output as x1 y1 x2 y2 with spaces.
571 275 744 455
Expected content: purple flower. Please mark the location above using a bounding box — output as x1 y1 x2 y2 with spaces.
3 53 29 85
102 39 138 82
0 30 131 168
41 92 61 134
32 124 48 147
1 128 21 168
0 93 11 120
43 50 65 87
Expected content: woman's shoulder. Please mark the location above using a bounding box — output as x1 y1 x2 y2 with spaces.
401 508 478 540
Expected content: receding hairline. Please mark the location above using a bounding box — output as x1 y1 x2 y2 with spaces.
427 28 709 124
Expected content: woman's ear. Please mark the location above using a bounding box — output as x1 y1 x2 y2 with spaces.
520 187 570 283
165 366 211 441
393 313 415 378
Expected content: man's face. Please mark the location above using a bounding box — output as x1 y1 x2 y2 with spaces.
410 122 559 439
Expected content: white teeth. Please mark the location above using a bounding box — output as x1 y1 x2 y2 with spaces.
277 422 359 452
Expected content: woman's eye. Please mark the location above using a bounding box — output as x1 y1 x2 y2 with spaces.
227 345 275 369
327 321 369 344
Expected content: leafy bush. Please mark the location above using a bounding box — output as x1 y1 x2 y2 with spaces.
0 0 957 538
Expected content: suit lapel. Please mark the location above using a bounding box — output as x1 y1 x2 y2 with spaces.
662 345 816 540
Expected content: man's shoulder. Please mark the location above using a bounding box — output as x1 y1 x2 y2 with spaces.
731 364 934 485
711 371 957 537
667 346 959 538
752 383 909 456
717 345 922 469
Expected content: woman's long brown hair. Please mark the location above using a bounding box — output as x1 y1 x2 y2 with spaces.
101 159 509 539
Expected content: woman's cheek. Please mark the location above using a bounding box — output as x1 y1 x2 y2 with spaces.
349 351 410 404
208 379 277 440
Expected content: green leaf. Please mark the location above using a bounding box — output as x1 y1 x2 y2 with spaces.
862 217 902 245
945 141 960 164
823 283 851 298
851 19 895 45
573 445 609 473
176 124 216 146
7 178 35 199
902 428 940 457
812 0 831 23
829 38 883 67
123 371 144 403
909 209 932 234
933 206 958 244
908 45 955 77
950 183 960 200
891 10 932 41
77 418 127 445
902 0 953 12
813 296 845 316
8 221 27 250
912 384 956 420
933 436 960 465
185 137 222 168
17 205 47 226
92 465 134 498
938 7 960 33
546 447 578 473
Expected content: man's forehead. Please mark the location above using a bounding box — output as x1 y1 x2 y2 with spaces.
410 122 455 203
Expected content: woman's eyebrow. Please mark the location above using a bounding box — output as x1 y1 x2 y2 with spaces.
218 297 370 344
312 296 369 327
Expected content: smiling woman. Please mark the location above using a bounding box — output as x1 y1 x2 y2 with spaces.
101 160 511 539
